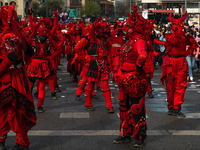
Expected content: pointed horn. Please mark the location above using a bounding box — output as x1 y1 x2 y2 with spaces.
121 20 126 24
7 3 15 23
127 13 131 19
179 11 187 22
168 14 176 23
114 20 119 25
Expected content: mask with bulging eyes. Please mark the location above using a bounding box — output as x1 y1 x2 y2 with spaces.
169 12 187 36
1 33 21 52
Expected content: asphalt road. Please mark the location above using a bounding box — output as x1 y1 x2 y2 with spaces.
4 58 200 150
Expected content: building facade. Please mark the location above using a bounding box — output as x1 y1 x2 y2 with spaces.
1 0 32 20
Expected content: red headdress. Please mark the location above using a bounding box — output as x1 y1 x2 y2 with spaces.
0 4 27 52
125 4 146 38
168 12 187 36
114 20 126 35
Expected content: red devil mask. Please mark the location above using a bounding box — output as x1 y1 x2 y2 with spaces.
169 12 187 36
114 20 126 36
125 4 146 38
36 25 48 37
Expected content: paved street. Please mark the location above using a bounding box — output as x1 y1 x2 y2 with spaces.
5 58 200 150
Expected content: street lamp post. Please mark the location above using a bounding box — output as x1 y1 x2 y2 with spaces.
46 0 48 17
185 0 187 23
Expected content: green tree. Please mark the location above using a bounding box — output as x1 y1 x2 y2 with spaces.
38 5 46 17
82 0 101 17
32 1 40 17
125 7 133 17
46 0 64 14
115 1 126 18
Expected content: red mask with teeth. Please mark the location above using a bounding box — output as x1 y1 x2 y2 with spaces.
169 12 187 36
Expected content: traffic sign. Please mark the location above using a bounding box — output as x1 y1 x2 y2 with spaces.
68 9 77 17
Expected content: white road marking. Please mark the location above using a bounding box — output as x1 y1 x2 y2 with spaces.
184 113 200 118
66 87 78 90
116 113 149 118
7 130 200 136
153 88 165 91
60 112 89 118
169 130 200 135
154 73 161 75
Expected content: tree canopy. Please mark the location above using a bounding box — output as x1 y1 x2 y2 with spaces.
80 0 101 17
32 0 64 17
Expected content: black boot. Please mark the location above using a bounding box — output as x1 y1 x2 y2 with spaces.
92 94 99 99
33 91 38 99
38 107 44 113
0 142 6 150
51 92 57 100
12 144 29 150
167 107 174 115
134 139 145 148
113 136 131 144
148 92 154 98
76 95 81 101
55 85 61 92
172 109 185 118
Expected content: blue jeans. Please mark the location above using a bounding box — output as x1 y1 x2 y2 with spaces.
186 56 195 77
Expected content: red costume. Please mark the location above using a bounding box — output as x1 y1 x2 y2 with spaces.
110 20 126 79
143 20 156 98
0 4 36 149
73 18 114 112
27 11 62 112
154 12 198 117
114 5 148 147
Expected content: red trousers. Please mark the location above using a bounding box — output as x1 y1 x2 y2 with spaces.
0 104 30 147
111 56 120 78
29 77 55 108
85 79 113 109
165 57 188 109
76 77 95 96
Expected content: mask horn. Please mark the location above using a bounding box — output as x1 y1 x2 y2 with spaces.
127 13 131 19
168 14 176 23
7 3 15 23
115 20 119 25
179 11 187 22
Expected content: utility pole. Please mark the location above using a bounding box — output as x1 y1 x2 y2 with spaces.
130 0 131 13
114 0 116 19
46 0 48 17
185 0 187 23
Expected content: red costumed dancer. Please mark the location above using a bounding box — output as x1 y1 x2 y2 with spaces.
27 17 62 113
143 20 156 98
73 18 114 113
113 5 148 147
110 20 126 80
0 4 36 150
154 12 198 117
75 25 98 100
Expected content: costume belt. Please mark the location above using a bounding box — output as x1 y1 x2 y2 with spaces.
10 63 22 69
112 44 121 47
89 55 107 60
168 55 185 58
